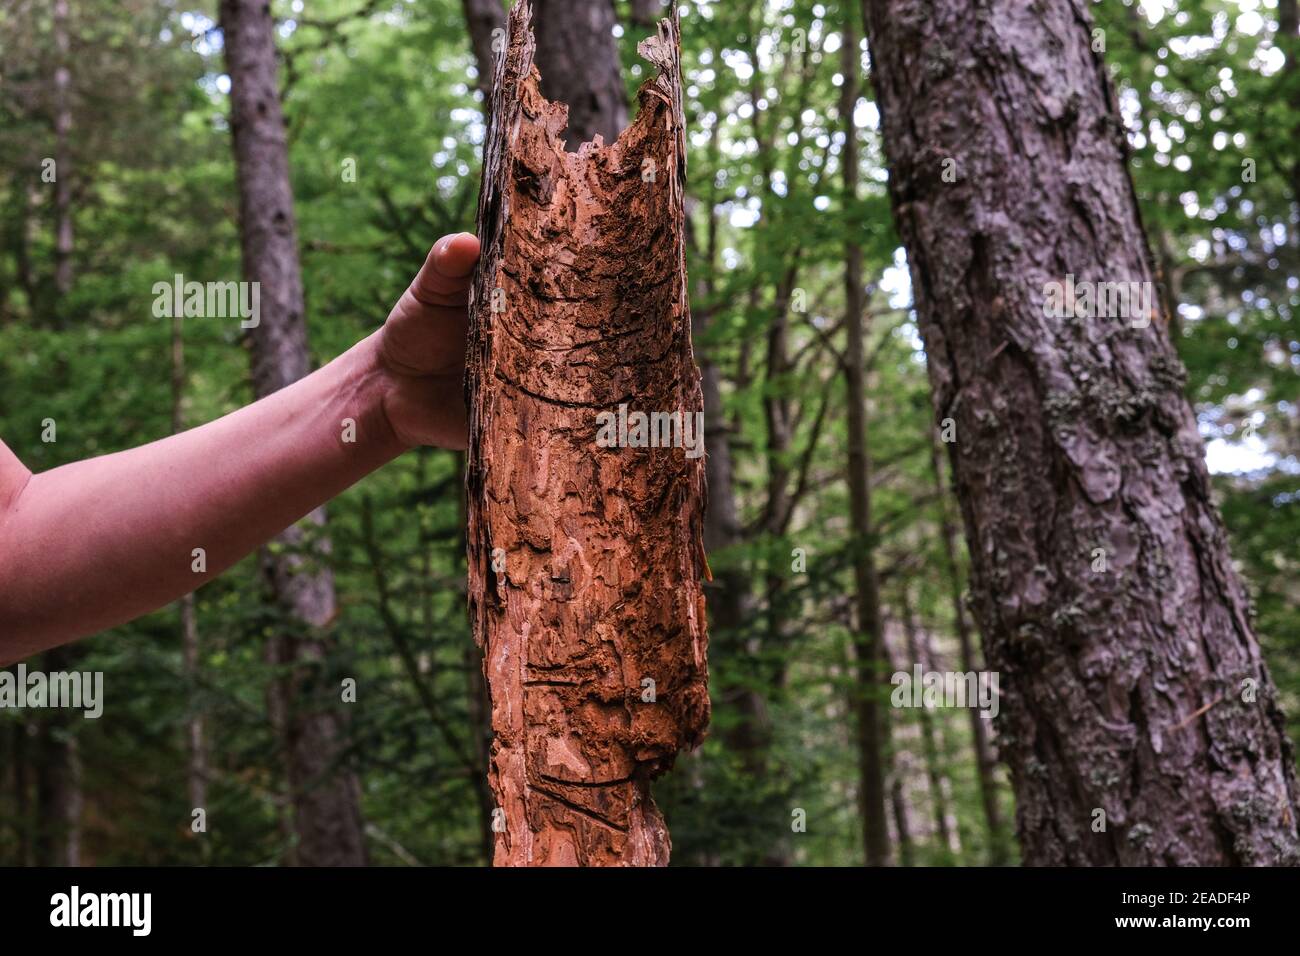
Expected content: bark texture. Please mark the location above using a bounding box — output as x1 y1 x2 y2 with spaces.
862 0 1300 865
466 1 709 867
532 0 629 149
220 0 368 868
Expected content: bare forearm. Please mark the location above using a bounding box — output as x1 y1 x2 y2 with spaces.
0 333 405 660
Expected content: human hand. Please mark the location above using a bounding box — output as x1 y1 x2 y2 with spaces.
373 232 481 450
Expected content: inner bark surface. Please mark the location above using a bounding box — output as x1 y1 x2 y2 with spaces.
465 4 710 867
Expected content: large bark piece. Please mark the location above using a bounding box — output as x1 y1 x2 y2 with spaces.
862 0 1300 865
466 1 709 867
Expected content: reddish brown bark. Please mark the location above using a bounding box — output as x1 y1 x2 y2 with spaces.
465 1 709 867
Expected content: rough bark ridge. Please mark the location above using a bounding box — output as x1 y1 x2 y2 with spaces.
466 1 709 867
862 0 1300 865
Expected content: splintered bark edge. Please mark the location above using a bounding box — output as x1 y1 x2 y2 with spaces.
465 1 710 867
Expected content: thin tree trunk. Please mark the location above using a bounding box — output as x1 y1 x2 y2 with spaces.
879 618 916 867
901 589 955 855
840 6 889 867
928 431 1007 863
170 309 209 853
691 129 770 793
532 0 628 148
51 0 73 309
466 2 708 866
863 0 1300 865
889 769 915 867
690 131 783 862
33 648 81 866
37 9 82 856
12 723 32 865
219 0 368 868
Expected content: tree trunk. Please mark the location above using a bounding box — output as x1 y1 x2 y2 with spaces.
219 0 368 868
629 0 667 28
691 129 770 799
863 0 1300 865
37 7 82 856
840 7 890 867
879 617 916 866
10 722 33 865
532 0 628 148
453 450 497 865
901 590 955 855
889 768 915 867
466 2 709 866
170 309 209 854
1280 1 1300 212
33 648 81 866
51 0 73 309
928 431 1007 863
460 0 507 100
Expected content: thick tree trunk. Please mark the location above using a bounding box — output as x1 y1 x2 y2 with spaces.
863 0 1300 865
532 0 628 148
466 2 709 866
219 0 368 868
928 432 1007 863
840 8 889 867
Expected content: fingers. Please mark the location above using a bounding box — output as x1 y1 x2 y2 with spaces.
409 232 481 307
